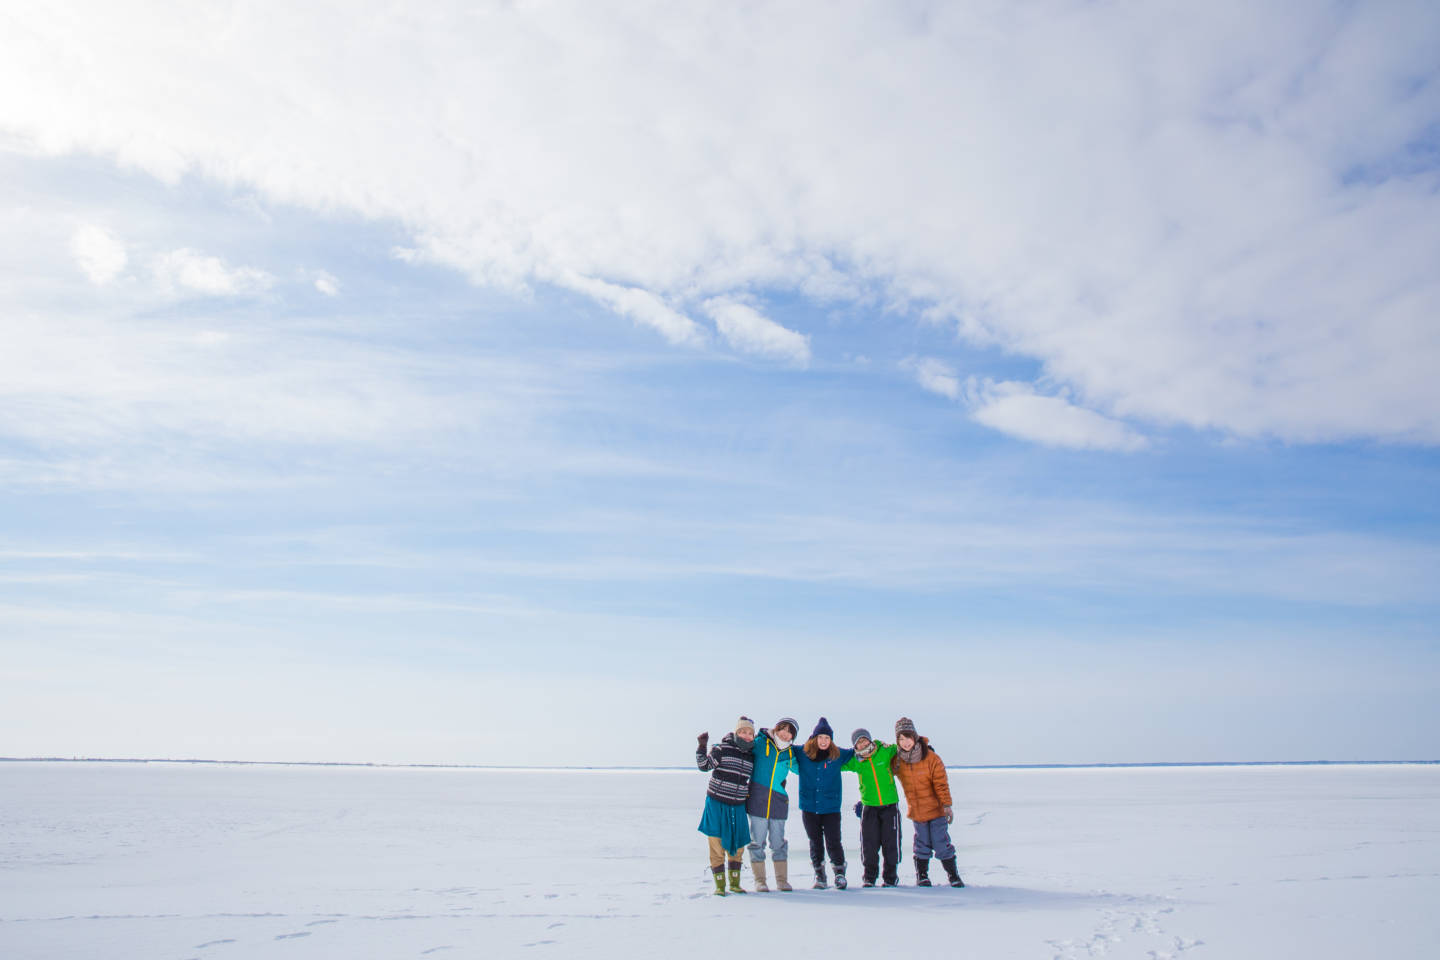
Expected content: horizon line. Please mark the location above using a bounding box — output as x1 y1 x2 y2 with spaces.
3 756 1437 772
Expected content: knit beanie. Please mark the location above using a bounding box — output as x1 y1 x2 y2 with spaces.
812 716 834 739
895 717 918 739
851 727 872 747
774 716 798 738
735 716 756 736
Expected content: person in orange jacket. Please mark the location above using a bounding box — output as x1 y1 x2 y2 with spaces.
891 717 965 888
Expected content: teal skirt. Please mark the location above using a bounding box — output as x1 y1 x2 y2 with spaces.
698 795 752 851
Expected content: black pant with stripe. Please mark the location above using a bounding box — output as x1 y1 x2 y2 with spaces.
860 803 901 884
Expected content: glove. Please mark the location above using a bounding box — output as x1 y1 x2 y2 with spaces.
944 806 954 825
853 801 863 819
697 732 710 749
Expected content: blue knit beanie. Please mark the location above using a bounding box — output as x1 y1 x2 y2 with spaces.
812 717 834 739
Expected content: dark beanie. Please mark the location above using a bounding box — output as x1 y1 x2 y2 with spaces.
851 727 872 747
895 716 918 739
812 717 834 739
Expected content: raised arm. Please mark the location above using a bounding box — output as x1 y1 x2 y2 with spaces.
696 732 717 771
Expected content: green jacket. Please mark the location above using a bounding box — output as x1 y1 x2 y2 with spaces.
842 742 899 806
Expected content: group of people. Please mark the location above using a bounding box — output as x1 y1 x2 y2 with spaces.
696 715 965 896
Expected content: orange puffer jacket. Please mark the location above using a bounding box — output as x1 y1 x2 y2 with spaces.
892 738 953 822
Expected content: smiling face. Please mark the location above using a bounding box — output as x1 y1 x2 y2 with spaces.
854 736 873 755
737 727 755 743
816 733 832 751
897 733 916 751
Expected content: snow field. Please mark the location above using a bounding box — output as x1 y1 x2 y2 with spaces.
1 762 1438 958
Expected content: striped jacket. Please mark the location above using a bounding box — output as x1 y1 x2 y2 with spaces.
697 732 757 805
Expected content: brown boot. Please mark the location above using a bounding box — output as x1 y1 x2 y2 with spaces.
774 860 793 891
751 859 770 892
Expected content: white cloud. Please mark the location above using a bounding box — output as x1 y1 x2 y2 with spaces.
4 3 1440 441
702 298 810 366
313 270 340 296
152 248 272 297
559 273 703 346
70 224 127 284
968 380 1148 452
905 356 961 400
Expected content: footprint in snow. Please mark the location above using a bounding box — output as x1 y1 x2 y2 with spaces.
274 932 312 940
196 940 237 949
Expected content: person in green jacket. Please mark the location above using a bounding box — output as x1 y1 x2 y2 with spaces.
842 728 901 887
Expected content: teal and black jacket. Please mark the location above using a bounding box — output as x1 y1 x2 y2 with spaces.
745 728 798 820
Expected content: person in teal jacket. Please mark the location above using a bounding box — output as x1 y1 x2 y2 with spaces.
746 717 800 892
842 728 901 886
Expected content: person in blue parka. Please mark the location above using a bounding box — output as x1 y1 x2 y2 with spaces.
746 717 800 892
791 716 855 889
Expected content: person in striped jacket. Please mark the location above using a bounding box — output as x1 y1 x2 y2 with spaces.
697 716 758 895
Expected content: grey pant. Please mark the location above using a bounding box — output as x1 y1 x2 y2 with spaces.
748 815 789 862
912 816 956 860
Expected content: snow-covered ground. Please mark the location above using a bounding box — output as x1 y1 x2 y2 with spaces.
2 761 1437 959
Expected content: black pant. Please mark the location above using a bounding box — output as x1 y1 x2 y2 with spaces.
860 803 900 883
802 811 845 869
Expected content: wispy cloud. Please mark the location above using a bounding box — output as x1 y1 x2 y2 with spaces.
558 273 704 346
313 269 340 296
966 380 1148 452
5 3 1436 442
904 356 961 400
702 298 810 366
69 223 127 284
152 247 273 297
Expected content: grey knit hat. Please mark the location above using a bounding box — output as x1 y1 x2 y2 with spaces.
895 717 918 739
851 727 872 747
774 716 798 737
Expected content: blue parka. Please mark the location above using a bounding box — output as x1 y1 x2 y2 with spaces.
746 729 799 819
792 743 855 814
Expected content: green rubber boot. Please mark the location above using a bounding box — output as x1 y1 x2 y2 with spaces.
712 865 728 896
727 860 748 894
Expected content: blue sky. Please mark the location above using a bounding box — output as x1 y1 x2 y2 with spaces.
2 1 1438 765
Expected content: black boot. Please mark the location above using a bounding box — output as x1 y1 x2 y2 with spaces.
941 856 965 888
914 857 932 887
812 861 828 889
833 861 847 889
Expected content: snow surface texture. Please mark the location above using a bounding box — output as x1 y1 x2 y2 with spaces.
2 762 1437 958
